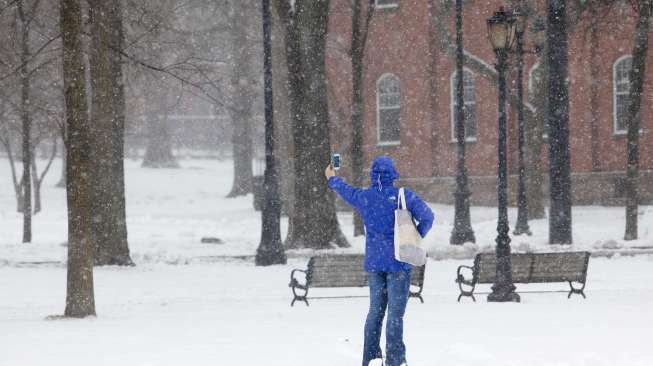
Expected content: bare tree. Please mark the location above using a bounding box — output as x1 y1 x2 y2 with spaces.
0 0 62 229
121 0 236 168
61 0 95 318
271 1 294 215
226 0 258 198
523 16 548 220
141 79 179 168
87 0 133 265
16 0 41 243
624 0 652 240
275 0 349 249
349 0 374 236
30 136 57 213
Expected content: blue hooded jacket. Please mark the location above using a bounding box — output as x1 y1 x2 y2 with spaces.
328 156 434 272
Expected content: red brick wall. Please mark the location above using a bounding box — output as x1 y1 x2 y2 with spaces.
360 0 435 179
327 0 653 184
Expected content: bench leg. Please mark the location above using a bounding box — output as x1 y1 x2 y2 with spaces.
409 292 424 304
567 281 586 299
457 291 476 302
409 287 425 304
290 283 310 307
291 295 309 307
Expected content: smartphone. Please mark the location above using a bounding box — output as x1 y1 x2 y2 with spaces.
331 153 341 170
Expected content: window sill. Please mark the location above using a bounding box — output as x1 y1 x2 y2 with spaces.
377 141 401 147
450 138 477 144
375 4 399 11
613 129 643 137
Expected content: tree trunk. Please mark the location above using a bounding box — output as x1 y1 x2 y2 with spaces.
350 0 371 237
88 0 133 266
226 1 255 198
589 7 601 172
547 0 573 244
526 53 547 220
30 154 41 214
278 0 349 249
61 0 96 318
29 139 56 215
271 2 294 216
57 146 66 188
624 2 651 241
108 0 131 261
142 88 178 168
0 138 25 213
227 116 254 197
18 0 32 243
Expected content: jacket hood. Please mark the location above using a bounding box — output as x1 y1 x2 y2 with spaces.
369 156 400 189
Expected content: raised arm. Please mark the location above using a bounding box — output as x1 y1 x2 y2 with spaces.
328 176 364 210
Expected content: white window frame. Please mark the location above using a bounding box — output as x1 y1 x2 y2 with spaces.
528 62 540 97
374 0 399 10
613 54 632 135
376 73 401 146
449 68 477 142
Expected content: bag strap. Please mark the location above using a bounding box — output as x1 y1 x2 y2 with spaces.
397 187 407 210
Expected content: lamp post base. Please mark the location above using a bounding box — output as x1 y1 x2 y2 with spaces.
255 243 287 266
513 223 532 236
450 229 476 245
450 190 476 245
487 284 521 302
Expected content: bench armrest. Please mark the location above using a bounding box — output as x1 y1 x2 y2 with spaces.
456 265 475 285
289 269 308 288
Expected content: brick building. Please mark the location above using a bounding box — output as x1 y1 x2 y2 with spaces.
326 0 653 205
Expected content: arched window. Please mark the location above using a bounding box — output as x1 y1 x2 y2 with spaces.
450 69 476 141
376 74 401 145
528 62 542 98
613 55 632 134
375 0 399 9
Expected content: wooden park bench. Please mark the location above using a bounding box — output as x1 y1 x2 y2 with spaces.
455 252 590 302
289 254 426 306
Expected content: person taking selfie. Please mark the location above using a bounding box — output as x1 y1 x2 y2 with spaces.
325 155 434 366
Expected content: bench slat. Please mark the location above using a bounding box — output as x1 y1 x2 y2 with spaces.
476 253 533 283
530 253 588 283
307 254 424 288
474 252 589 284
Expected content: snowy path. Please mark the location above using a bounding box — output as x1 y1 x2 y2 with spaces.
2 257 652 366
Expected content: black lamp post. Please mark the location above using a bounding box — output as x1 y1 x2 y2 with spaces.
256 0 286 266
450 0 476 245
512 7 532 236
487 8 520 303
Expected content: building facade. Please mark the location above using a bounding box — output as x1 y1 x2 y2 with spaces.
326 0 653 205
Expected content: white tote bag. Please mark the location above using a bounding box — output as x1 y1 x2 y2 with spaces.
394 188 427 266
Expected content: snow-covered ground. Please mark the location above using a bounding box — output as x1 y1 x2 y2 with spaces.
1 157 653 365
2 257 653 366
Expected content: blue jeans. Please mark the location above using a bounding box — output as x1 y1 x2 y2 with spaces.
363 270 411 366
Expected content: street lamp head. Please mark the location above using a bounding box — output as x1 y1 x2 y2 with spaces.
487 7 516 52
